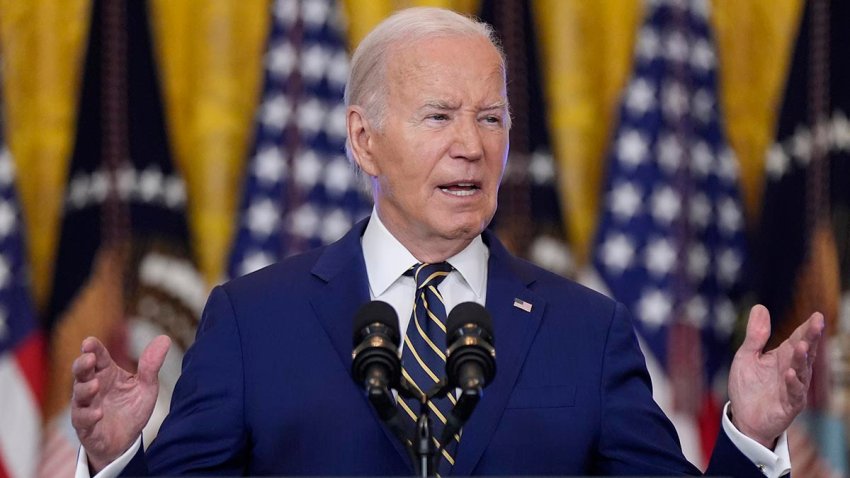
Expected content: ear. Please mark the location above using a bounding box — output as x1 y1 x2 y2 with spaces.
347 106 380 177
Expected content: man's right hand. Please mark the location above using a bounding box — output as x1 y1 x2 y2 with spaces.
71 335 171 474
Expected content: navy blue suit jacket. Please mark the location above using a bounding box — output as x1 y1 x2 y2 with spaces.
124 219 764 476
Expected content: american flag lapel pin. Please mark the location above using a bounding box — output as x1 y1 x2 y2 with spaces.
513 298 532 312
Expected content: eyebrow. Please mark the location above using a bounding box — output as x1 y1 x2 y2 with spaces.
419 100 508 112
480 101 508 111
420 100 459 110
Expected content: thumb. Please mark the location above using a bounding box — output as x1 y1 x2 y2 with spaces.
740 305 771 355
138 335 171 386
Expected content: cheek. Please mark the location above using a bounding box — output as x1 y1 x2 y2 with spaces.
379 170 428 206
485 138 508 170
488 161 507 190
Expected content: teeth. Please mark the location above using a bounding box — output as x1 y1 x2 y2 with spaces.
440 187 476 197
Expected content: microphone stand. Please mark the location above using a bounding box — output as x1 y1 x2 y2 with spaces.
369 375 485 477
358 357 439 477
414 403 434 478
398 376 434 477
365 377 484 478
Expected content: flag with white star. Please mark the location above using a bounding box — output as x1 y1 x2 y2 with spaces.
227 0 371 278
40 1 204 475
0 64 46 478
591 0 748 467
755 0 849 474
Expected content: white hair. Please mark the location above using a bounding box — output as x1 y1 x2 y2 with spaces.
344 7 509 168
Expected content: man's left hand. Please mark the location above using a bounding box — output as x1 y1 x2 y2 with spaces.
727 304 825 448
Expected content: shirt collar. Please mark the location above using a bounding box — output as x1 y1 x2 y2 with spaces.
361 209 488 299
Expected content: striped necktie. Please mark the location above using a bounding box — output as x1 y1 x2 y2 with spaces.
400 262 459 475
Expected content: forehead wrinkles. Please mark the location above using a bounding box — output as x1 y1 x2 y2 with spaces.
387 40 506 108
387 45 441 90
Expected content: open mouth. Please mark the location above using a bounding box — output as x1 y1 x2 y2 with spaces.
438 182 481 197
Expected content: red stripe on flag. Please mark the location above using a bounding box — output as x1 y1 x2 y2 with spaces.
669 322 703 414
697 392 721 462
14 333 47 405
0 456 11 478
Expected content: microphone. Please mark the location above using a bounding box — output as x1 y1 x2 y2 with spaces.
439 302 496 449
445 302 496 392
351 301 418 470
351 300 401 398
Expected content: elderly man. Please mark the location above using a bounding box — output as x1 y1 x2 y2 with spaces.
72 7 823 477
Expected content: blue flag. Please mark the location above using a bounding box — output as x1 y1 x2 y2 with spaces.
591 0 748 465
228 0 371 278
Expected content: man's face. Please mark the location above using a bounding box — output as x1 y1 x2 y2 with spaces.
357 35 510 253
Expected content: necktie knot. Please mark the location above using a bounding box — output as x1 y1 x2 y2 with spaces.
409 262 453 289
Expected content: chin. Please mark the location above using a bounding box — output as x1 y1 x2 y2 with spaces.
441 217 488 241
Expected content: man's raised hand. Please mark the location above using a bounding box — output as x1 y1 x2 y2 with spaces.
71 335 171 473
728 305 825 448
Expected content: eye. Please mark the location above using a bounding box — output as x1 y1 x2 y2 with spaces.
481 115 502 125
427 113 450 121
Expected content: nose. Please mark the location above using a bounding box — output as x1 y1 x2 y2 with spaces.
449 117 484 161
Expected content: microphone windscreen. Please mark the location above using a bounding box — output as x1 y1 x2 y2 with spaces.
352 300 400 346
446 302 493 339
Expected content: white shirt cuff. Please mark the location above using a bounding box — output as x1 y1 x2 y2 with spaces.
722 402 791 477
74 435 142 478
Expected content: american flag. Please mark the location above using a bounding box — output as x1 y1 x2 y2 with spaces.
0 87 45 478
591 0 747 467
227 0 371 278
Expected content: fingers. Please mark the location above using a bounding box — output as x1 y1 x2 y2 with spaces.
784 368 807 410
783 314 823 411
799 312 825 358
789 339 811 385
782 312 825 368
72 377 100 407
72 351 97 382
138 335 171 386
71 365 105 435
81 336 115 372
739 305 772 355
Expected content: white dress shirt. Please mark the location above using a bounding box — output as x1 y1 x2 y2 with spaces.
77 210 790 478
360 209 488 337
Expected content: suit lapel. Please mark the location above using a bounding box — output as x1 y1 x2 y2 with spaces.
309 218 414 472
451 230 545 475
309 219 371 369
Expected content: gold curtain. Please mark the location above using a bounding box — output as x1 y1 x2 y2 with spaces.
0 0 803 310
0 0 89 307
149 0 268 287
